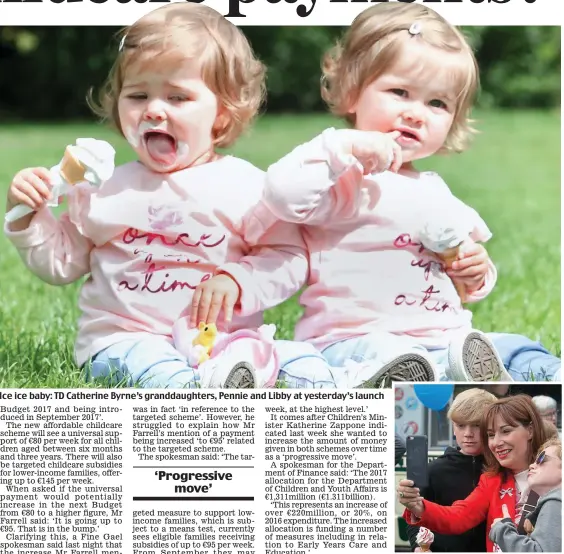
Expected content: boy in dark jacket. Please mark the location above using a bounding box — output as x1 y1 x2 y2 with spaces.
407 388 497 552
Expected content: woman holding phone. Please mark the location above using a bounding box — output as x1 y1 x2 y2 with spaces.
397 395 547 552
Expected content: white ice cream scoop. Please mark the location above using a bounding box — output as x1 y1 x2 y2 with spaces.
416 527 435 551
418 219 473 254
418 210 474 303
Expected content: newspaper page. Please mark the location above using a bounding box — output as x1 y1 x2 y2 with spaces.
0 1 561 554
1 389 394 554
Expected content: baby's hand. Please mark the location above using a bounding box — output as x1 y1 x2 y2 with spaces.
190 273 241 328
447 241 489 294
338 129 403 174
7 167 53 212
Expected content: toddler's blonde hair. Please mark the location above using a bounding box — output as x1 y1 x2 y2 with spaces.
322 2 479 152
89 3 265 148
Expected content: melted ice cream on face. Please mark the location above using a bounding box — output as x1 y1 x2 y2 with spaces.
125 121 157 148
416 527 434 546
124 122 189 167
68 138 116 185
124 126 141 148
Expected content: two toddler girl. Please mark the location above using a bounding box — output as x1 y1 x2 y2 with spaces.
5 3 560 387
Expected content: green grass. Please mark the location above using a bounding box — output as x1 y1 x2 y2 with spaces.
0 110 560 386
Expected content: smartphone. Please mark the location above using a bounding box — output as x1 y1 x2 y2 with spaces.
406 435 429 489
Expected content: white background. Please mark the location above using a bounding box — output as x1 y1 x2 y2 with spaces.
0 0 562 26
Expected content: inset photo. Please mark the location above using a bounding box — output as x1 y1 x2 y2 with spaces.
394 383 561 552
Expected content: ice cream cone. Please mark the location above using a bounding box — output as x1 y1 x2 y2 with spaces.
59 146 86 185
437 246 466 303
416 526 434 551
5 138 115 224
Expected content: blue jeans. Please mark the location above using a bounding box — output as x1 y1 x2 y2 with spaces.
275 340 344 388
87 336 199 388
278 332 560 387
486 332 560 382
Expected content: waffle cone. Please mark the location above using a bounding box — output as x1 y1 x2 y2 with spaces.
437 246 466 303
437 246 460 267
419 545 431 552
59 146 86 185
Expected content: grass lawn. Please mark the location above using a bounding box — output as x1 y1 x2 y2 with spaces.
0 110 560 387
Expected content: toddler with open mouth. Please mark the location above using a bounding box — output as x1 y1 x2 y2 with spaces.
4 3 309 389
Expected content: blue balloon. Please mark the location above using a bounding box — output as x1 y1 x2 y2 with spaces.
413 384 454 411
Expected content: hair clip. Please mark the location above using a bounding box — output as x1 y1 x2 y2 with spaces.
118 35 127 52
408 22 422 36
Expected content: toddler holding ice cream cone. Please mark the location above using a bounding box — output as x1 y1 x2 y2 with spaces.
248 2 560 386
4 3 308 389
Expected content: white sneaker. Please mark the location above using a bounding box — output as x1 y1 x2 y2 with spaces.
353 353 438 388
225 362 257 388
448 330 512 381
200 360 257 388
